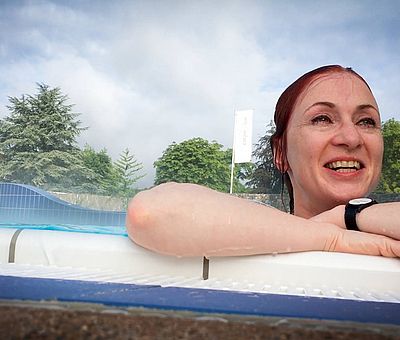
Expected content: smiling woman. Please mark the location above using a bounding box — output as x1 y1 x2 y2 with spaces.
274 66 383 218
126 65 400 258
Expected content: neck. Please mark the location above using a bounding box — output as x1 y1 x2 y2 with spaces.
292 193 335 219
293 205 317 219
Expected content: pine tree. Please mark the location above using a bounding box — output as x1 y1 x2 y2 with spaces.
0 83 94 190
114 148 145 197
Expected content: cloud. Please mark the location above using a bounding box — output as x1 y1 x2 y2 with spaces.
0 0 399 187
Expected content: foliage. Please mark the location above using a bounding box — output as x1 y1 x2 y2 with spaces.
375 118 400 193
246 121 282 193
113 148 145 197
0 83 94 191
224 148 254 193
80 146 145 197
80 144 118 194
154 137 248 193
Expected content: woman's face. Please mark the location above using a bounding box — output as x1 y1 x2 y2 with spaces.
285 72 383 217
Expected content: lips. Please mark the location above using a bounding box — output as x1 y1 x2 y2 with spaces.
324 160 363 173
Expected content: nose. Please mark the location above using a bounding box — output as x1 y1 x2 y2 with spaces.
331 121 363 150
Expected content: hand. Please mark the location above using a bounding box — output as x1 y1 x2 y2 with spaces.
312 205 400 257
325 227 400 257
311 203 400 241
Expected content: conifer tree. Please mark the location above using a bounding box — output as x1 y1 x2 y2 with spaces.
114 148 145 197
246 121 282 193
0 83 93 190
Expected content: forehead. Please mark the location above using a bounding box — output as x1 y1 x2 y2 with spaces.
293 72 377 114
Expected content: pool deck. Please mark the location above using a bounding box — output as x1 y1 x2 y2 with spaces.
1 274 400 339
2 300 400 339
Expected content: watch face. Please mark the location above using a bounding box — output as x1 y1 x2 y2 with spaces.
349 198 372 205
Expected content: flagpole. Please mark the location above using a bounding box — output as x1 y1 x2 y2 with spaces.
230 109 236 194
229 147 235 194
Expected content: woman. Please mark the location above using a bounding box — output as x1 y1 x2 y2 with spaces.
126 65 400 257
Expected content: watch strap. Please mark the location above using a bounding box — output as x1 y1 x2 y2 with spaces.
345 199 377 231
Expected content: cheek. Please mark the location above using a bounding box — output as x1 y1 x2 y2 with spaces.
367 134 384 164
378 137 384 161
287 131 319 164
369 137 384 189
374 139 384 172
286 134 314 172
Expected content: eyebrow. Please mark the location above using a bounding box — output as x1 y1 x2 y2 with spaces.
357 104 379 113
304 101 334 113
304 101 379 114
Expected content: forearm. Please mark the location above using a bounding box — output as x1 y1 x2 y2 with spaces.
357 202 400 240
126 183 343 257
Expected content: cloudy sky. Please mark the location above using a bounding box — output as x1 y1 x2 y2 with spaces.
1 0 399 187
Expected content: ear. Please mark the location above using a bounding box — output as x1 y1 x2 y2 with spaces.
273 140 289 173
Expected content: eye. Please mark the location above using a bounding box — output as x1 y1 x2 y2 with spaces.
311 114 333 125
357 117 377 128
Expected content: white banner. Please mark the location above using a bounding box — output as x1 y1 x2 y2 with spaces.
233 109 253 163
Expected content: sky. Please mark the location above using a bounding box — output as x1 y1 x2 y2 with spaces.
0 0 399 187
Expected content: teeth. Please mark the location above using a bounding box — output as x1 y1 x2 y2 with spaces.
336 168 357 173
326 160 361 170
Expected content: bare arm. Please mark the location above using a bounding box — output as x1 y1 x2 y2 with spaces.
311 203 400 240
126 183 400 257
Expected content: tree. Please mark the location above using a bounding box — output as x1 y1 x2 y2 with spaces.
113 148 145 197
80 145 118 194
246 121 282 193
376 118 400 193
154 137 247 193
0 83 93 190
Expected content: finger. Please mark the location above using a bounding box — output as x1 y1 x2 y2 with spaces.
333 230 400 257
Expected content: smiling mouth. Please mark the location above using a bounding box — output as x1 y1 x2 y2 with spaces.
324 160 363 173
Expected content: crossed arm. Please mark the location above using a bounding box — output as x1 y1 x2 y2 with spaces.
126 182 400 258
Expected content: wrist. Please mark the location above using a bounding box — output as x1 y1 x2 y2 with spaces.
344 198 378 231
356 203 376 232
320 222 345 252
335 204 346 229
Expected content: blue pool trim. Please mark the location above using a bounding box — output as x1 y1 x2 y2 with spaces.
0 182 126 226
1 275 399 325
0 224 128 236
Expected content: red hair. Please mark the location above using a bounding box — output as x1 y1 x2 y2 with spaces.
270 65 372 213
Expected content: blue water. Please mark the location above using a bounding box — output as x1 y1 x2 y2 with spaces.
0 224 128 236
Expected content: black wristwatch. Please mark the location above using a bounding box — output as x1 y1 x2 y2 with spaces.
344 198 378 231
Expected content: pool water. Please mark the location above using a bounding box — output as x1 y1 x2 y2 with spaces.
0 224 128 236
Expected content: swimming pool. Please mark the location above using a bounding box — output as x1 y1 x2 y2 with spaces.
0 182 126 227
0 182 128 238
0 223 128 236
1 182 400 326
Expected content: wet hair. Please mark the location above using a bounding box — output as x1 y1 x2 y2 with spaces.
270 65 373 214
